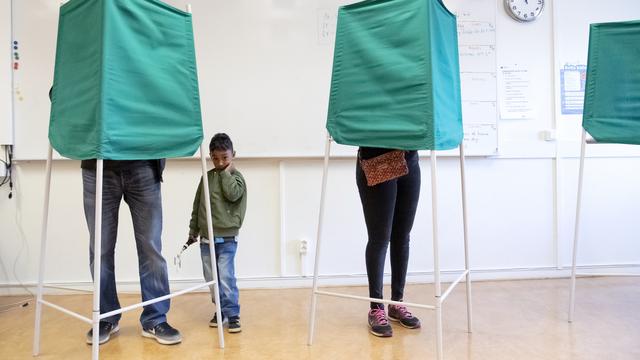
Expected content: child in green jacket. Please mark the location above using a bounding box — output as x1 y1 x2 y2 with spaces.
188 133 247 333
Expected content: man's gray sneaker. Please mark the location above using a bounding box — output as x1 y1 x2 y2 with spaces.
86 321 119 345
141 322 182 345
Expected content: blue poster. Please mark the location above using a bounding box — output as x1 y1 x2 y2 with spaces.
560 64 586 115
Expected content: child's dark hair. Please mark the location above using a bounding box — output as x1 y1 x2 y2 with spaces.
209 133 234 152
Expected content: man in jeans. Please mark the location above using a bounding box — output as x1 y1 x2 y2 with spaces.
82 159 181 345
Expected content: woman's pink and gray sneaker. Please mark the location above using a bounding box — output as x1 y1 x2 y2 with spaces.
367 308 393 337
388 304 421 329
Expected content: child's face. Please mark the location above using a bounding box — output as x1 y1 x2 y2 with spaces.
211 149 233 170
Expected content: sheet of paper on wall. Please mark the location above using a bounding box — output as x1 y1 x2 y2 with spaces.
498 64 534 120
316 9 336 45
463 123 498 155
560 64 587 115
461 72 497 102
462 101 496 124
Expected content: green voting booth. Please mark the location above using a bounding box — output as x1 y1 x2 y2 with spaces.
582 20 640 145
570 20 640 322
308 1 471 358
34 2 224 358
48 0 203 160
325 0 463 151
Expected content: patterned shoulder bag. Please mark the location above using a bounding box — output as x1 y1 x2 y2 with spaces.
359 150 408 186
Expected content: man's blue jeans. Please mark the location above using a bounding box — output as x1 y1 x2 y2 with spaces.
200 239 240 319
82 165 170 329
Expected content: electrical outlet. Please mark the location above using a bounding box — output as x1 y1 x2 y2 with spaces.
541 129 556 141
299 239 308 255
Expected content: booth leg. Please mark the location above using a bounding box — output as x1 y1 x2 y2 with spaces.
459 144 473 333
33 145 53 356
308 135 332 345
200 144 225 348
430 151 443 360
569 130 587 322
90 160 104 359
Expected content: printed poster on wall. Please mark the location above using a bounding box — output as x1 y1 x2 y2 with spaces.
560 64 586 115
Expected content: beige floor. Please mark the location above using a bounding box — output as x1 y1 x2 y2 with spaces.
0 277 638 359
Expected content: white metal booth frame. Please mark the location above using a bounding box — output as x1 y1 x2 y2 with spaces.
308 135 473 360
31 5 226 358
32 143 225 360
568 129 640 322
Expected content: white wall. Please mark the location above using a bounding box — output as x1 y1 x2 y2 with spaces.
1 0 639 295
1 154 639 295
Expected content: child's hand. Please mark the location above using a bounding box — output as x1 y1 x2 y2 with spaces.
225 162 236 173
187 234 198 245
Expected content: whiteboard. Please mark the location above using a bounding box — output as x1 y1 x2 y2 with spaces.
12 0 498 159
447 0 499 155
11 0 59 157
0 0 12 145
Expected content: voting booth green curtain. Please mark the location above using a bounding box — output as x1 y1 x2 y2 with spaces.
49 0 202 160
326 0 463 151
582 20 640 145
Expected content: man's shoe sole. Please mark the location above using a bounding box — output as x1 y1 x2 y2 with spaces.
141 330 182 345
209 322 218 328
388 316 421 329
86 324 120 345
228 327 242 333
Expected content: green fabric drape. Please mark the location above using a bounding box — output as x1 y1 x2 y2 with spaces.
583 20 640 145
326 0 463 150
49 0 202 160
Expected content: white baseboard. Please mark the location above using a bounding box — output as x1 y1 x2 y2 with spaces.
1 264 638 296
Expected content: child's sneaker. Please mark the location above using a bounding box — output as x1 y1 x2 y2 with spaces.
388 304 421 329
228 316 242 333
209 313 224 328
367 308 392 337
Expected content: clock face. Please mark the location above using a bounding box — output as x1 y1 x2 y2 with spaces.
505 0 544 22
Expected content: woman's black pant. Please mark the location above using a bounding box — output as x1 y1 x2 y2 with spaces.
356 151 421 310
